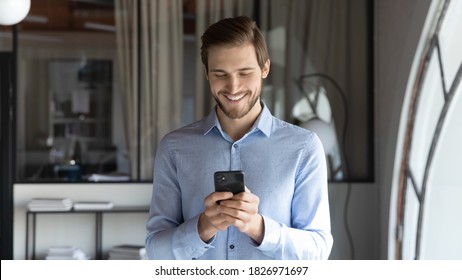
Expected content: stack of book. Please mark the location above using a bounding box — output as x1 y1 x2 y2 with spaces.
73 201 114 211
45 246 89 260
107 245 147 260
28 198 73 212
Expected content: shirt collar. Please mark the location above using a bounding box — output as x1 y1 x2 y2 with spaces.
203 102 273 138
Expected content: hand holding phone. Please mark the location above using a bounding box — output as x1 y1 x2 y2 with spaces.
211 170 263 243
214 171 245 194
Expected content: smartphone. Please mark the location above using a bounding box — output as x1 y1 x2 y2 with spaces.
214 171 245 195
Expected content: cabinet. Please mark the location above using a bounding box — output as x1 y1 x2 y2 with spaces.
25 207 149 260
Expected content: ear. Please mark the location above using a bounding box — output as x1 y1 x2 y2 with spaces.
262 59 270 79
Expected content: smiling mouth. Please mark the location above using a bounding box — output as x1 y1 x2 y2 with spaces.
224 92 247 102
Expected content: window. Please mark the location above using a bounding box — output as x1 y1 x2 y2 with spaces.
9 0 373 183
14 0 130 182
391 0 462 259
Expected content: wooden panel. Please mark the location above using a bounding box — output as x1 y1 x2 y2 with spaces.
19 0 115 32
20 0 71 31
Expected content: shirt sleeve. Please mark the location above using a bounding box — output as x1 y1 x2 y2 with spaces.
255 133 333 259
145 136 213 260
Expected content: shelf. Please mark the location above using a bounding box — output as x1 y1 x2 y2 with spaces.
25 206 150 260
27 206 149 214
52 117 99 124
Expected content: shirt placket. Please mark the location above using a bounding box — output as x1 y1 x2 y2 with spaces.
227 141 241 259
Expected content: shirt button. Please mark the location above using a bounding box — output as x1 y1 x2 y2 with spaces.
229 244 235 249
233 144 238 148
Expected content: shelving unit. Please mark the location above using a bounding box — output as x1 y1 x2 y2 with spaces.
25 206 149 260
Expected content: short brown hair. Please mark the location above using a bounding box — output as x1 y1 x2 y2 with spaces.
200 16 269 72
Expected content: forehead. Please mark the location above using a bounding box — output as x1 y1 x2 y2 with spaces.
207 43 259 71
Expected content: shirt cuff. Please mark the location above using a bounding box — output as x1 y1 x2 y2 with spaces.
252 214 281 252
172 214 215 259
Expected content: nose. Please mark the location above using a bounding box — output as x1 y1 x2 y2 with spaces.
226 75 240 94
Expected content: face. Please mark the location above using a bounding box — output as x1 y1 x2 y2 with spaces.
206 43 270 120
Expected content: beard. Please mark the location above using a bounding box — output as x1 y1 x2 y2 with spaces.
214 89 260 119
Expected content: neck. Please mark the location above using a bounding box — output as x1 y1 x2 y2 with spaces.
217 101 263 141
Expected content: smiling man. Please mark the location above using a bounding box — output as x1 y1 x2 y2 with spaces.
145 16 333 260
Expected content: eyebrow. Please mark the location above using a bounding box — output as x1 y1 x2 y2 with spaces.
209 67 256 73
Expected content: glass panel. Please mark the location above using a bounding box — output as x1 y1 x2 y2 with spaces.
182 36 196 126
15 0 373 182
409 50 445 188
421 77 462 259
0 26 13 51
16 0 127 182
438 0 462 90
428 78 462 185
256 0 372 181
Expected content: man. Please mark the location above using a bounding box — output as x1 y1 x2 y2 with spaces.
145 16 333 260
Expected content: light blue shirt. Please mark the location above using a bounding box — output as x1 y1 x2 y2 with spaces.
145 103 333 259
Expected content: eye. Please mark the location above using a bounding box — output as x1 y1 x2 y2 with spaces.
214 73 227 78
239 72 251 77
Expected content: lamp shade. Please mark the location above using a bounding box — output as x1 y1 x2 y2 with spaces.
300 118 337 154
0 0 30 25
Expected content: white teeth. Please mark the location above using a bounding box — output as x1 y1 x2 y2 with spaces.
227 95 244 101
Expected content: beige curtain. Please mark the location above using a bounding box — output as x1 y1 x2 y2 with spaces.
115 0 183 179
194 0 254 119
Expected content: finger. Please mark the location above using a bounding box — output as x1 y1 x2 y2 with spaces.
218 204 254 222
209 214 233 231
221 210 254 232
215 191 234 202
225 191 259 206
220 198 259 220
204 191 234 207
217 204 240 218
204 200 236 225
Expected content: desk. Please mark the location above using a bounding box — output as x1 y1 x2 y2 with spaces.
25 207 149 260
